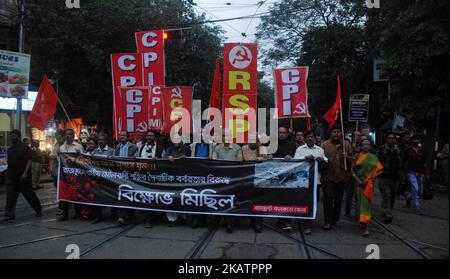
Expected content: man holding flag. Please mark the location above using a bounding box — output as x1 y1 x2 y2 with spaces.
321 76 353 230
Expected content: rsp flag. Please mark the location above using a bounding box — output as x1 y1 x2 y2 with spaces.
58 154 318 219
222 43 257 143
161 86 193 134
274 67 310 118
135 30 165 86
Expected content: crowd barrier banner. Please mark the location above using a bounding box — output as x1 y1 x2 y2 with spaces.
58 154 317 219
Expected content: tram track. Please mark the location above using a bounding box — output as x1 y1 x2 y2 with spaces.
262 222 343 259
185 224 220 259
0 225 120 249
80 223 138 258
372 217 433 259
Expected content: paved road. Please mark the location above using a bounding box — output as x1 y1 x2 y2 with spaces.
0 178 448 259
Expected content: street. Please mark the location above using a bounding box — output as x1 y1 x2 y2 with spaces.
0 176 448 259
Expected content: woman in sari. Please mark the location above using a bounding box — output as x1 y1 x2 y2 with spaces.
352 139 383 236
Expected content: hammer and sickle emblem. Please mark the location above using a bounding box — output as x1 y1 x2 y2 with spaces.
232 48 251 65
136 121 148 132
293 103 307 115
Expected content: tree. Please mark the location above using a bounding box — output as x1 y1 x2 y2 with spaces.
257 0 366 66
366 0 449 135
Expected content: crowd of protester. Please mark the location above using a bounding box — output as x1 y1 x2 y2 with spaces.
1 124 445 238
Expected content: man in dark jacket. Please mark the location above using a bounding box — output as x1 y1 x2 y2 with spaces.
272 126 297 231
377 132 402 223
3 130 42 222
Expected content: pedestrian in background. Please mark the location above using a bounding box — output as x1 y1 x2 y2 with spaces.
49 129 65 217
377 132 402 223
295 131 305 149
403 135 427 214
30 140 43 190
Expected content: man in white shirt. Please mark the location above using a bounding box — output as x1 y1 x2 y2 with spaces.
58 128 84 221
294 130 328 235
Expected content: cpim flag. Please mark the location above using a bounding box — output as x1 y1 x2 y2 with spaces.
323 75 342 131
28 75 59 130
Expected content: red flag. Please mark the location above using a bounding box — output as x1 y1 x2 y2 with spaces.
323 75 342 131
307 117 311 131
28 75 59 130
205 58 221 134
208 58 221 115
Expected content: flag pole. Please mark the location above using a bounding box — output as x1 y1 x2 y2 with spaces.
58 99 72 124
339 91 348 171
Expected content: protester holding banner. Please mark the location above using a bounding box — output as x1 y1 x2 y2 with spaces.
212 130 241 233
3 130 42 222
352 139 383 236
114 131 137 158
294 130 328 235
93 133 115 157
138 130 163 159
376 132 402 223
115 131 137 226
137 130 164 228
272 126 297 231
58 128 84 221
163 134 191 225
190 129 215 159
237 136 266 233
90 133 116 224
321 125 353 230
79 137 98 220
212 132 241 161
85 137 98 155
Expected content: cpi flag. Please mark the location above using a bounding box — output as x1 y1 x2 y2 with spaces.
274 67 309 118
161 86 193 134
117 87 151 135
28 75 58 130
134 30 165 86
111 53 144 138
222 43 258 143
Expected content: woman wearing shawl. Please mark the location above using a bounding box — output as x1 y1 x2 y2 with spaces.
352 139 383 236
